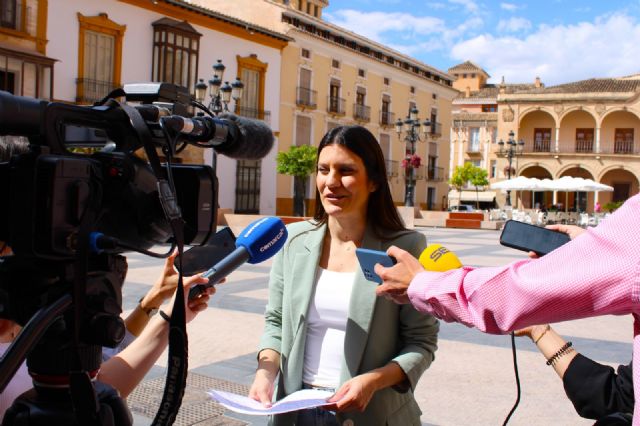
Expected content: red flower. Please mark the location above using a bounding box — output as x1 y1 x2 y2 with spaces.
402 154 422 168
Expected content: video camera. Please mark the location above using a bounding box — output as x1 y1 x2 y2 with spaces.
0 82 273 425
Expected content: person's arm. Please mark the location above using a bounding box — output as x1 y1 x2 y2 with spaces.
125 250 183 337
402 195 640 333
97 273 210 398
520 323 634 419
249 348 281 408
249 247 286 406
327 363 406 412
516 325 578 378
563 357 634 419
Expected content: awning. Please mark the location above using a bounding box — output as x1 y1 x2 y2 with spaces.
448 190 496 202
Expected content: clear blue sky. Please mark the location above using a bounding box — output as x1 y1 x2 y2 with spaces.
323 0 640 86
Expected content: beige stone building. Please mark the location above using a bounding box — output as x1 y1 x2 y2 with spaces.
449 61 640 212
196 0 458 215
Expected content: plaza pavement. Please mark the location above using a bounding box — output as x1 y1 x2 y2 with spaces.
122 226 631 425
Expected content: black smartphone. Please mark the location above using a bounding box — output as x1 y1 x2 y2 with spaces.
174 227 236 275
499 220 571 256
355 248 397 284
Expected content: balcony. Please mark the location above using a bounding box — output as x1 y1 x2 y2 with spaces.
237 106 271 125
414 165 426 180
327 96 346 115
466 143 482 156
428 166 444 182
385 159 399 178
614 140 635 154
575 140 594 153
353 103 371 122
76 78 120 104
532 139 551 152
428 122 442 138
379 110 395 127
296 86 317 109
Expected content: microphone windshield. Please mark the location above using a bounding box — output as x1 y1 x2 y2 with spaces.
217 113 274 160
418 244 463 272
235 216 287 264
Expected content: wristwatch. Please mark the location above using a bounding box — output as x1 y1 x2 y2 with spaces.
138 296 159 317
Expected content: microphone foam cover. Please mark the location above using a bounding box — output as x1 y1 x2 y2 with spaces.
418 244 463 272
235 216 288 264
217 113 274 159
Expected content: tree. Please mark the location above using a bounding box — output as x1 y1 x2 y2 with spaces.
469 166 489 209
449 162 474 207
276 144 317 216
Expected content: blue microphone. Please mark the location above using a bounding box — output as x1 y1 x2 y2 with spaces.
188 217 288 300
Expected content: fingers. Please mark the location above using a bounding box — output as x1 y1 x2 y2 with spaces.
183 273 209 287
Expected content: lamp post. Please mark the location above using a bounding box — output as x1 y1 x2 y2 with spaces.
497 130 524 206
194 59 244 116
395 106 431 207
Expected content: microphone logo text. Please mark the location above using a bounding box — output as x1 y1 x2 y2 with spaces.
430 246 450 262
260 227 285 252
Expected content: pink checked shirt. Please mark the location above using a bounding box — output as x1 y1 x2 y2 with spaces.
408 193 640 423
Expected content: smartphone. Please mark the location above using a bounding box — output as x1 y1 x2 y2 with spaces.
355 248 397 284
174 227 236 275
499 220 571 256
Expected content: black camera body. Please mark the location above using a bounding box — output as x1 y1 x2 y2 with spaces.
0 84 220 425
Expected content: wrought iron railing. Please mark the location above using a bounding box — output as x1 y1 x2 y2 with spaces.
379 110 395 127
353 103 371 122
296 86 317 109
76 79 120 104
327 96 346 115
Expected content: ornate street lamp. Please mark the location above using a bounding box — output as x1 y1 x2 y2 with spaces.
194 59 243 116
497 130 525 206
395 106 431 207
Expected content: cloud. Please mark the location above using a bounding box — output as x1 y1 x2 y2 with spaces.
497 17 532 32
500 2 518 11
324 9 447 43
450 13 640 85
448 0 480 14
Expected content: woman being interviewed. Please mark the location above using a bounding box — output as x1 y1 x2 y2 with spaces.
249 125 439 425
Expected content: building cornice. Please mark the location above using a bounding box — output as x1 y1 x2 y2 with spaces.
119 0 292 49
282 9 455 91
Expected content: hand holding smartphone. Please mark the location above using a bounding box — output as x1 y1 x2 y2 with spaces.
355 248 397 284
499 220 571 256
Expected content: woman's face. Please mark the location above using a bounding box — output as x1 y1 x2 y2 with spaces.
316 144 377 220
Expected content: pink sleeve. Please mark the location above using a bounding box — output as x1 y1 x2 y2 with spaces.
408 194 640 333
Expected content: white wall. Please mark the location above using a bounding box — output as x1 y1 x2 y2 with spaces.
49 0 282 214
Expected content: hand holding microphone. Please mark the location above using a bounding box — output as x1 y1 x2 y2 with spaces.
188 217 287 300
375 244 462 304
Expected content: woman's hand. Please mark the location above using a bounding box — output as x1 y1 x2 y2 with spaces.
163 272 212 324
326 374 377 412
514 324 550 342
545 224 586 240
140 250 183 312
249 372 276 408
248 349 280 407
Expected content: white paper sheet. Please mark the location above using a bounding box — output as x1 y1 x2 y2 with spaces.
207 388 334 415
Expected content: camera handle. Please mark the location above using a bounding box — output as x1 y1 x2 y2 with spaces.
120 102 189 426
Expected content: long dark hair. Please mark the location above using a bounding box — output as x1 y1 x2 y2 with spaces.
313 125 406 236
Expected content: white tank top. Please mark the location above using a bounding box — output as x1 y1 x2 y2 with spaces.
302 267 355 388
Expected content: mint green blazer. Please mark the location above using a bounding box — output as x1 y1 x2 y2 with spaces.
259 220 439 426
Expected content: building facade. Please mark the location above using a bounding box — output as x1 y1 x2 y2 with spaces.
0 0 53 100
194 0 458 214
448 60 640 212
8 0 289 215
